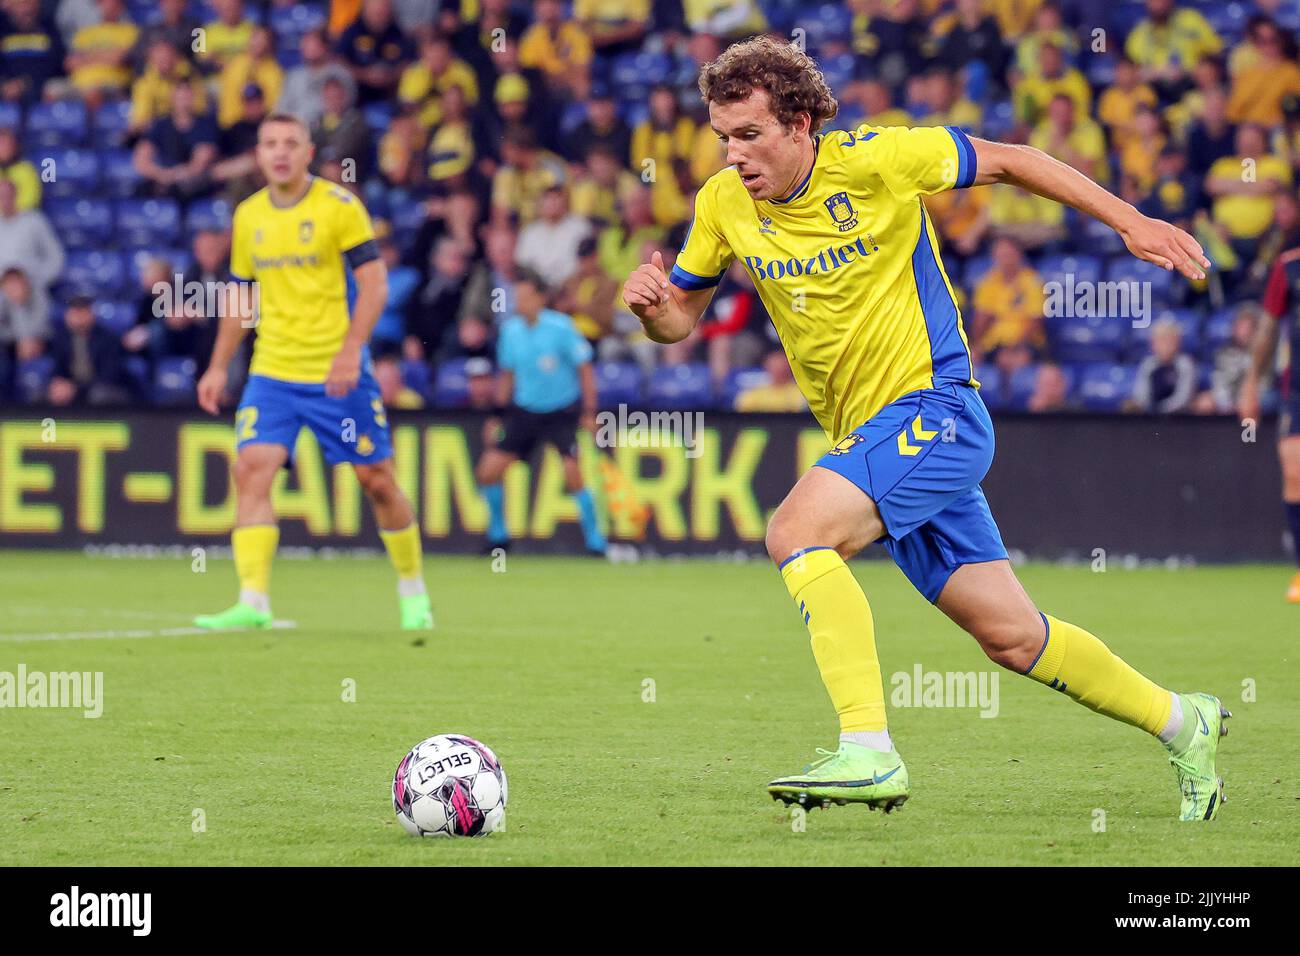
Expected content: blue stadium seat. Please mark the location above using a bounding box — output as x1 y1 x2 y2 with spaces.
0 101 20 130
185 197 233 233
42 148 99 199
94 300 136 335
962 253 994 287
270 0 325 39
46 197 113 248
1106 255 1175 306
92 100 132 148
62 250 129 297
400 359 432 400
1128 307 1203 360
1076 362 1137 412
116 198 182 248
124 354 151 396
1004 362 1039 411
721 366 769 409
1201 1 1250 42
433 357 470 409
818 53 855 91
16 355 54 402
154 357 197 405
973 364 1004 409
1035 253 1103 289
1051 312 1129 364
1203 305 1241 359
1079 215 1126 255
646 362 712 410
981 100 1016 140
362 102 394 133
595 361 642 408
100 149 140 199
25 100 88 148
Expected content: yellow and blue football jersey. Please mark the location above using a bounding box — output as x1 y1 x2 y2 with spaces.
671 124 979 443
230 177 377 383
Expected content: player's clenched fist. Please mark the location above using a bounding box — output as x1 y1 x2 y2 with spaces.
624 250 670 321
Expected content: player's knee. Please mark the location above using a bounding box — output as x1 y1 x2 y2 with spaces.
971 617 1044 673
357 465 397 504
233 457 275 497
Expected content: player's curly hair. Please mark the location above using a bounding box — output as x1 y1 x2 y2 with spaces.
698 36 839 133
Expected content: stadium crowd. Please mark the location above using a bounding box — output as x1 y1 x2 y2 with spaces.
1 0 1299 415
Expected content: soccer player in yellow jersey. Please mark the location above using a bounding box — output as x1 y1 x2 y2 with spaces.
625 38 1229 821
193 113 433 632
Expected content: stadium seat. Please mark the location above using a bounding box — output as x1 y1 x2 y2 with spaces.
433 357 470 409
124 354 151 397
962 254 994 287
1035 253 1103 289
1051 312 1129 364
1078 215 1127 255
269 0 326 43
1201 1 1250 42
153 357 197 405
818 53 855 92
1004 362 1039 411
115 198 182 248
721 366 769 409
16 355 54 402
45 198 114 248
1106 255 1175 306
1203 305 1240 359
973 364 1004 410
362 102 394 134
93 300 136 336
25 100 87 148
646 362 712 410
41 148 99 200
0 101 20 130
185 197 233 233
400 359 432 400
100 149 141 199
595 361 642 408
62 250 129 297
1076 362 1137 412
92 100 132 148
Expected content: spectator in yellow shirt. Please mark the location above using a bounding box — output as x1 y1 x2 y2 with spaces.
217 26 283 129
1205 124 1294 243
989 0 1043 40
575 0 649 55
0 129 40 212
989 175 1065 250
198 0 255 72
925 182 991 257
682 0 767 38
1029 93 1108 185
1097 57 1158 153
971 236 1047 366
1118 105 1168 196
919 68 982 131
519 0 593 97
1124 0 1222 94
490 125 567 228
1228 19 1300 127
570 145 641 225
1014 42 1091 126
66 0 138 96
630 86 697 178
1014 1 1077 77
129 38 208 135
736 350 808 413
397 32 479 129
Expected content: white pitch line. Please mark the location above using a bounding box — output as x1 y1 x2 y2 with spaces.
0 621 298 643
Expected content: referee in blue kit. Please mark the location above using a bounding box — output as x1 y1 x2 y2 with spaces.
475 268 608 555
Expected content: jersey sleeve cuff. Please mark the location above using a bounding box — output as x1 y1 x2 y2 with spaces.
670 263 725 291
944 126 977 189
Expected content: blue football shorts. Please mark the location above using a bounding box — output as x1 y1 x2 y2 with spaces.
234 370 394 466
815 382 1008 602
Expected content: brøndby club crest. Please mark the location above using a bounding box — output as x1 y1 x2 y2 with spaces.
823 191 858 232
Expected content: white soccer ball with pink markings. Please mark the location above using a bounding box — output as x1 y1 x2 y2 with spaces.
392 734 507 837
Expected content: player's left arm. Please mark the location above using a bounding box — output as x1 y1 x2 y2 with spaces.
968 137 1210 280
327 191 388 398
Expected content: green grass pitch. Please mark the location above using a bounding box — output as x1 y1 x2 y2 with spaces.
0 550 1294 866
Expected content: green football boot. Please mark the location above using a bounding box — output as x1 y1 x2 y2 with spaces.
193 602 273 630
399 593 434 630
768 741 910 811
1167 692 1231 822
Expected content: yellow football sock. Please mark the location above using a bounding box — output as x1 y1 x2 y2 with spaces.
380 523 424 583
1026 614 1172 735
232 524 278 595
781 547 886 733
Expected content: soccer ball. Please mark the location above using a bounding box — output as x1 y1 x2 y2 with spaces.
392 734 507 837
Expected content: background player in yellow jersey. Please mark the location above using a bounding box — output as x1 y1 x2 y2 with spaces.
193 112 433 631
626 37 1229 821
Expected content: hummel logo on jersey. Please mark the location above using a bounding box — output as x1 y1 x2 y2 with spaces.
758 215 776 235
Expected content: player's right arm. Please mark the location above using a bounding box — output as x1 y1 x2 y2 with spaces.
197 204 255 415
625 177 733 344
